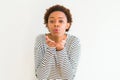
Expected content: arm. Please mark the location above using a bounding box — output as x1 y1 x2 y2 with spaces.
56 37 80 80
34 36 56 79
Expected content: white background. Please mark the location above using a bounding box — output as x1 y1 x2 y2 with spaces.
0 0 120 80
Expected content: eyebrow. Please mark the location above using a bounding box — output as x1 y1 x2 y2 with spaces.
49 17 63 19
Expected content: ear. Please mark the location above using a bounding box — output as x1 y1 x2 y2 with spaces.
66 23 70 30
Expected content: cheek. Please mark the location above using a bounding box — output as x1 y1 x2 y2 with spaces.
60 26 66 32
47 23 51 27
47 24 52 28
47 26 54 32
61 25 67 29
48 23 55 29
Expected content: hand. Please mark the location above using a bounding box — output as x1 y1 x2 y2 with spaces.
46 36 56 47
56 40 66 51
46 36 66 51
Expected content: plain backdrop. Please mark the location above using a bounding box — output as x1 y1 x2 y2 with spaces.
0 0 120 80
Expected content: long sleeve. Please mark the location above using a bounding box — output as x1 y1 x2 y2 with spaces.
34 35 56 79
34 34 80 80
56 37 80 80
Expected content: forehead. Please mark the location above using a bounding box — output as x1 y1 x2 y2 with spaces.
48 11 67 19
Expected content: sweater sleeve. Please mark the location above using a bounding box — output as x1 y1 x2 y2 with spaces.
56 37 80 80
34 35 56 79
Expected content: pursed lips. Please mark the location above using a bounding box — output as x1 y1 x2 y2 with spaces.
53 29 59 32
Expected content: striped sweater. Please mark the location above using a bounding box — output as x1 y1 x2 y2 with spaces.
34 33 80 80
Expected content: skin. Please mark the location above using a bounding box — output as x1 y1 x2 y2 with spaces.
46 11 70 51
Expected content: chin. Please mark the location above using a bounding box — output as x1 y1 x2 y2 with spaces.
52 33 63 36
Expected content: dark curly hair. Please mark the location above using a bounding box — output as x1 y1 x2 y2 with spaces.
44 4 72 32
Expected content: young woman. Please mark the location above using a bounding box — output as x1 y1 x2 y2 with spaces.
34 4 80 80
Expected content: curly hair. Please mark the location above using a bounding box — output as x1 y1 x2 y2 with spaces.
44 4 72 32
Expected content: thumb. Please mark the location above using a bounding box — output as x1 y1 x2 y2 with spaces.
45 36 49 40
46 36 55 42
62 40 66 44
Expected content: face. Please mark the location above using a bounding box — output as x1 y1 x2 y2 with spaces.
47 11 70 37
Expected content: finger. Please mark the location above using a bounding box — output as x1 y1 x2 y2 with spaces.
47 40 56 47
62 40 66 43
46 36 51 41
46 36 49 43
46 36 49 40
46 36 56 45
50 42 56 46
46 36 52 43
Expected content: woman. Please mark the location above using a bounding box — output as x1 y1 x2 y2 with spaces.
34 4 80 80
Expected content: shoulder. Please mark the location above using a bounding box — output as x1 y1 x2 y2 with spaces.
35 34 45 42
34 34 45 47
68 34 80 43
66 34 80 51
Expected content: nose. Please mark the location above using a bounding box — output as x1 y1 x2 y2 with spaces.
54 21 59 27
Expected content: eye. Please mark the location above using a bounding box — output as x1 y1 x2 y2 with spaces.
59 20 64 23
49 20 54 23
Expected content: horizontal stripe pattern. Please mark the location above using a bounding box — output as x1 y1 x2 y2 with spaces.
34 33 80 80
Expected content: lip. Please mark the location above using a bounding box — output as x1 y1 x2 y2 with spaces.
53 29 59 32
